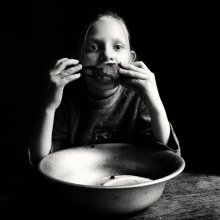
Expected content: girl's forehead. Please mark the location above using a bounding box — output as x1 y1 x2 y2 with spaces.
88 17 129 43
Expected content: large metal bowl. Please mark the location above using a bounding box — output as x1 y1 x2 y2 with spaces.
38 143 185 215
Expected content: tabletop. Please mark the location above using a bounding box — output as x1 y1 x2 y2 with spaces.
1 170 220 220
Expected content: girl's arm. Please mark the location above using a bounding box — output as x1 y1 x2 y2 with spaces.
141 88 170 145
30 107 56 165
119 61 170 145
29 58 82 164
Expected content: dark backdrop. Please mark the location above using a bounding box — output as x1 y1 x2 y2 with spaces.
1 1 219 179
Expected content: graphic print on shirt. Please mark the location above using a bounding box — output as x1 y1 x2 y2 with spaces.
92 127 118 143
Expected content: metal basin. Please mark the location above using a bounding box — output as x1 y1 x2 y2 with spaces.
38 143 185 215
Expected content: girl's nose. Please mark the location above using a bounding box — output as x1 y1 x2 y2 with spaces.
100 47 114 62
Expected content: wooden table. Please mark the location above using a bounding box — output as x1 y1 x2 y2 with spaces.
128 172 220 220
1 170 220 219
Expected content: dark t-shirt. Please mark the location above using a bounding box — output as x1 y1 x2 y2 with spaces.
51 80 180 155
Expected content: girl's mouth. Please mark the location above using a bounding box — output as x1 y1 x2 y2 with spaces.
96 76 112 81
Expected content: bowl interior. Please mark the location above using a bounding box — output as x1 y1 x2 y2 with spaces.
39 143 185 187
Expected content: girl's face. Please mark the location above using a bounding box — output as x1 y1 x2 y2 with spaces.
81 17 135 96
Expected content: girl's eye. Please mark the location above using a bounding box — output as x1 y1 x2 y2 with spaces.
87 44 99 52
114 44 124 51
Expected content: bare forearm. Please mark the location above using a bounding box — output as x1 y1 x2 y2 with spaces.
143 94 170 145
150 107 170 145
30 107 55 164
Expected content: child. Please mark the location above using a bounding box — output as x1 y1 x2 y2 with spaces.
29 10 180 165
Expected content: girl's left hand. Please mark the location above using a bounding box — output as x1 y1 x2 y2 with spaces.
119 61 162 111
119 61 156 94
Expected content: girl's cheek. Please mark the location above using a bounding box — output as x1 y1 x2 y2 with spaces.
120 53 132 64
84 53 99 65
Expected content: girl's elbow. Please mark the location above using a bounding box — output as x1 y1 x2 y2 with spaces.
28 148 50 167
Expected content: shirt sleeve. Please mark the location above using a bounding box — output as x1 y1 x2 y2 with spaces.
153 123 181 156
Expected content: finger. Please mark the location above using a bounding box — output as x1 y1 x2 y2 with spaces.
121 61 150 73
120 62 146 76
119 68 146 80
51 59 80 75
60 64 82 78
132 61 148 70
55 58 69 67
63 73 81 85
120 62 144 72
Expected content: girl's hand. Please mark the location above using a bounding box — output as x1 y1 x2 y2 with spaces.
46 58 82 110
119 61 162 112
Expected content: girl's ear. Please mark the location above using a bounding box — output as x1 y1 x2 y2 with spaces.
130 50 137 62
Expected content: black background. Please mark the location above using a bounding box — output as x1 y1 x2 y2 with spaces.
1 1 219 181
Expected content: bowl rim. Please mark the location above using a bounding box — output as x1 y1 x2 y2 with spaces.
38 143 185 189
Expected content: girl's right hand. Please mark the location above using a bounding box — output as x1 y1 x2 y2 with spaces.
45 58 82 110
